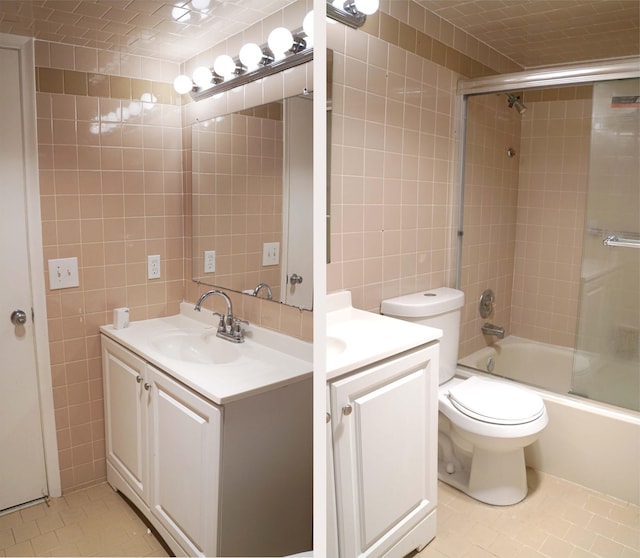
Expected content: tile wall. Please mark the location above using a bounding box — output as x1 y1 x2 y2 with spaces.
35 42 184 492
191 105 284 299
511 91 592 347
458 93 521 357
459 88 592 355
34 0 315 493
326 1 521 313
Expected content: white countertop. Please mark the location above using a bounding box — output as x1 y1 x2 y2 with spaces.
326 291 442 381
100 302 312 405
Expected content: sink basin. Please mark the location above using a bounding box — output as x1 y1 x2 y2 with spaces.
151 330 240 364
327 336 347 357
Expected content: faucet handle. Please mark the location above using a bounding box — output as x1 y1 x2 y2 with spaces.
233 317 249 326
212 311 226 326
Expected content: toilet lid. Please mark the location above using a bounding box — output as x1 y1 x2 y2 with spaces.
447 377 545 425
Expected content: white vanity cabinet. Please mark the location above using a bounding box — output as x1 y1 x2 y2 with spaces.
328 343 439 558
102 333 312 557
103 336 220 556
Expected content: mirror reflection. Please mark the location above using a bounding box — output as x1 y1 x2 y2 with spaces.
192 93 313 310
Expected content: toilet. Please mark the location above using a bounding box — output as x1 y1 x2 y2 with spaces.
381 287 548 506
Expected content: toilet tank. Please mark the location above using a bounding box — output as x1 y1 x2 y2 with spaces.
381 288 464 385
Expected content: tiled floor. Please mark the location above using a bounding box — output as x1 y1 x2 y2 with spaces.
1 471 638 557
415 470 640 558
0 483 169 557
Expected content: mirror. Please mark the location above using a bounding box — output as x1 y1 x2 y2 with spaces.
192 93 313 310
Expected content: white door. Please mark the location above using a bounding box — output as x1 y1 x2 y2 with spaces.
330 346 438 558
0 45 48 511
282 95 313 309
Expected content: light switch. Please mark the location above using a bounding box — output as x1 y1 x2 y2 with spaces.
48 257 80 290
262 242 280 266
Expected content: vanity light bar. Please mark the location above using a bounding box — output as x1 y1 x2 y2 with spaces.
190 45 314 102
327 0 379 28
327 2 366 28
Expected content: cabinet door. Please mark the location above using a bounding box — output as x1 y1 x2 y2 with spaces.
147 365 221 557
330 345 438 558
102 336 148 501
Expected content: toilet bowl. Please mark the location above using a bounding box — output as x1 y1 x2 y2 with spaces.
438 376 548 505
381 288 548 506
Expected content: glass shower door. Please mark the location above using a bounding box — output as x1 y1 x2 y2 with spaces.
572 78 640 411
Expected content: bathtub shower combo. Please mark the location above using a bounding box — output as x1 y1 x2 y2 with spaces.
455 61 639 504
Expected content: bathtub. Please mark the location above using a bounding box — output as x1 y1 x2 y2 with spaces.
458 336 640 505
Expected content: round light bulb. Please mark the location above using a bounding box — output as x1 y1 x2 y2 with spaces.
302 10 314 38
191 0 210 10
354 0 379 15
213 54 236 78
239 43 263 70
173 74 193 94
268 27 293 57
192 66 213 87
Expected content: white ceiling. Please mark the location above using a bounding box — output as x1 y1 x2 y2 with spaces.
0 0 298 63
420 0 639 68
0 1 638 67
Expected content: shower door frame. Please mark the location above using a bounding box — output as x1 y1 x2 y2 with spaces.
453 57 640 291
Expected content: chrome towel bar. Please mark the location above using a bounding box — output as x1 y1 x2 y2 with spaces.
603 235 640 249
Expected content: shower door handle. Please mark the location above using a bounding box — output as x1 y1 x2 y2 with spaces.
603 235 640 249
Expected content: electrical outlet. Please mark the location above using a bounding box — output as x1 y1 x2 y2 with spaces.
48 257 80 290
262 242 280 266
204 250 216 273
148 255 161 279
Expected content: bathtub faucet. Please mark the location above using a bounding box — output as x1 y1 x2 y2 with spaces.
194 289 248 343
482 322 505 339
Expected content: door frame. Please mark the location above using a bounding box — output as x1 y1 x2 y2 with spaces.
1 32 60 499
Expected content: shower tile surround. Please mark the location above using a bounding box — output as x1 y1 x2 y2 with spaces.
459 88 593 356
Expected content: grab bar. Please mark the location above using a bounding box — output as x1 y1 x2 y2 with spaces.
603 235 640 249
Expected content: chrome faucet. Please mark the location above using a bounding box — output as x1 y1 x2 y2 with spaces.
481 323 505 339
252 283 273 300
194 289 248 343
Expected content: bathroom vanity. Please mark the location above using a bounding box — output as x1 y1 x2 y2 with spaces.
100 303 312 557
326 291 442 558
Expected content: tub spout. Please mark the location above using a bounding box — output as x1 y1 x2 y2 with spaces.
482 322 505 339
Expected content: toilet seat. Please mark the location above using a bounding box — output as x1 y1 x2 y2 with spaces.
447 376 545 425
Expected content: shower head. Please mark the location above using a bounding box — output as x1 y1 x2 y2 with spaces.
507 93 527 115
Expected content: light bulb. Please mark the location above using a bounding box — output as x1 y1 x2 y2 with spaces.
191 0 210 10
333 0 344 9
268 27 293 57
354 0 379 15
302 10 314 38
213 54 236 79
239 43 263 70
173 74 193 94
192 66 213 87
